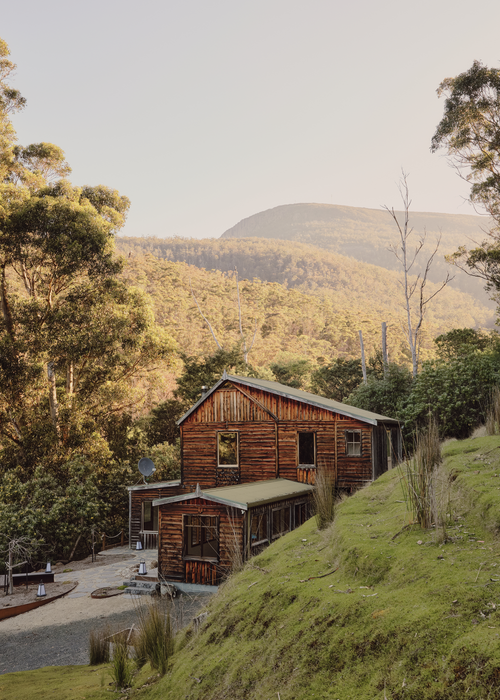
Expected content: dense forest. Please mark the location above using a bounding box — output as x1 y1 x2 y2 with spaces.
116 236 494 370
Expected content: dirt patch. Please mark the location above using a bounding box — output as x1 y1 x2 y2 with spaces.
0 582 76 611
51 552 132 573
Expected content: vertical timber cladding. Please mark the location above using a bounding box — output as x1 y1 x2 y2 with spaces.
336 418 373 487
157 498 245 584
181 384 277 488
274 394 373 489
130 485 183 548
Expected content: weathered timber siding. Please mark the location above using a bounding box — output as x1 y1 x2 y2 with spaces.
181 421 277 488
130 485 184 549
157 499 244 584
336 424 374 487
181 381 376 489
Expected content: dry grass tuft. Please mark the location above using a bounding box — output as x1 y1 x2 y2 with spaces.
313 469 336 530
134 599 174 676
88 626 110 665
400 419 441 529
486 386 500 435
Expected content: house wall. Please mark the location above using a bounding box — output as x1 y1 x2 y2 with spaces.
130 484 184 549
180 381 377 489
158 493 313 584
157 499 245 585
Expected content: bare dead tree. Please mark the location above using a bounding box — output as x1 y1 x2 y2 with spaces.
188 271 258 364
234 268 258 364
384 172 453 377
1 535 32 595
189 277 222 350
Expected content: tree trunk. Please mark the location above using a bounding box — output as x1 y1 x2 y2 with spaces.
47 361 60 435
382 322 388 378
359 330 367 384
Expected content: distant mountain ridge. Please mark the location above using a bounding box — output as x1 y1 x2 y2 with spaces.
220 202 491 300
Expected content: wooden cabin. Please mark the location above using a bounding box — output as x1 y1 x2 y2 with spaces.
134 373 402 586
178 373 402 490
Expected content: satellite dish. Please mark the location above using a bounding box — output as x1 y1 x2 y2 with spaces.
138 458 156 480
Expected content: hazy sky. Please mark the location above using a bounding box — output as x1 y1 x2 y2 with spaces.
2 1 499 238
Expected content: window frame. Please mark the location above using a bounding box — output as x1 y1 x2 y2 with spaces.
217 431 239 468
250 511 269 548
183 514 219 562
271 505 291 540
345 429 362 457
297 431 316 468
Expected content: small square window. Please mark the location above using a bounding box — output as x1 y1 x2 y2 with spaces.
346 430 361 456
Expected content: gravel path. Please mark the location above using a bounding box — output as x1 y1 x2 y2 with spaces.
0 547 212 674
0 595 207 674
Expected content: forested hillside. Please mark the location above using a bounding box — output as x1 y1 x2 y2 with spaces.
116 251 494 373
219 202 491 300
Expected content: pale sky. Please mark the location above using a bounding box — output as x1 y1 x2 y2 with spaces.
2 1 499 238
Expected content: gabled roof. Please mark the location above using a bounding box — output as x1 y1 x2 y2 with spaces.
177 372 401 426
153 478 313 511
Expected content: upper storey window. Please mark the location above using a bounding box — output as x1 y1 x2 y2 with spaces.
217 432 239 467
298 432 316 467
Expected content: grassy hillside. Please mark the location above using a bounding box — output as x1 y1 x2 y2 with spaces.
147 434 500 700
219 202 491 300
117 253 494 372
5 435 500 699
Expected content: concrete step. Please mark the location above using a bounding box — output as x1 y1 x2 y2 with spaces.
123 579 178 598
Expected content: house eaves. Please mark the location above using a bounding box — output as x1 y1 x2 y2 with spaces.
153 478 313 511
177 372 401 426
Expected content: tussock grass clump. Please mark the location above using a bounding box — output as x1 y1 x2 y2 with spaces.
400 419 441 528
486 386 500 435
134 600 174 675
313 468 336 529
88 626 110 665
110 638 134 690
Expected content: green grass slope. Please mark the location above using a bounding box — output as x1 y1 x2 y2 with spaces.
150 435 500 700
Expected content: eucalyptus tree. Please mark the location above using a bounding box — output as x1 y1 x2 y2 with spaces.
431 61 500 293
0 38 174 556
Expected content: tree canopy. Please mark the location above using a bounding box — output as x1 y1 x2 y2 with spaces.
432 61 500 294
0 38 175 561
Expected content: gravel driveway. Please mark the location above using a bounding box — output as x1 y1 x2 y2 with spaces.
0 547 212 674
0 593 208 674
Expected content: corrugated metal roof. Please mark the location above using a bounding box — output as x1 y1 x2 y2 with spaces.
178 373 401 426
127 480 181 492
153 478 313 511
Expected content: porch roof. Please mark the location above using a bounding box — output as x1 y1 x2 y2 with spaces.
153 478 313 511
127 480 181 492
